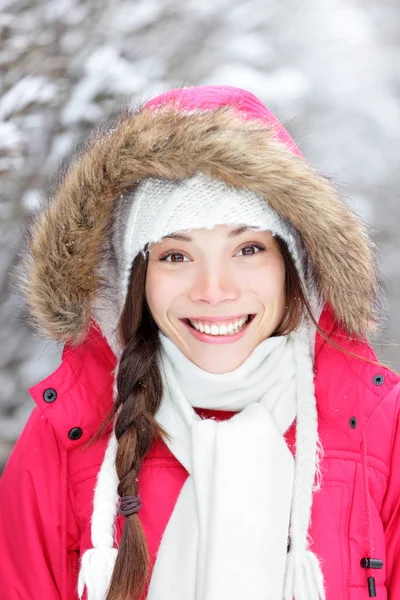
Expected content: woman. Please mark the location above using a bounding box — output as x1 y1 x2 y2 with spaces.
1 85 399 600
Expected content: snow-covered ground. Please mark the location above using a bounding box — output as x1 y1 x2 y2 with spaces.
1 0 399 468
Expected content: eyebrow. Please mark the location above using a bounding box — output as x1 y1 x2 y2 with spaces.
164 233 192 241
164 226 251 242
228 226 251 238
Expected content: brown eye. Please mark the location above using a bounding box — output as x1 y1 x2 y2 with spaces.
236 244 264 257
160 252 189 263
242 246 256 256
171 254 184 262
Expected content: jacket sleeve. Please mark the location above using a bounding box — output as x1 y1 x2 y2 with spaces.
381 384 400 595
0 407 80 600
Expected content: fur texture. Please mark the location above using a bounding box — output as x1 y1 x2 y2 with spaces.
16 104 382 345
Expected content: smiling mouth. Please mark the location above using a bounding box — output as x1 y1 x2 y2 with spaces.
183 315 255 337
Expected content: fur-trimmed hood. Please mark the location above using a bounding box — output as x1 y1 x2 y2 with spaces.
16 85 382 347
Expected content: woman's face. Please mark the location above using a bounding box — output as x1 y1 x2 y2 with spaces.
145 225 286 373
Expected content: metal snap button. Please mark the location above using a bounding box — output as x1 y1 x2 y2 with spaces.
373 374 384 386
349 417 357 429
43 388 57 403
68 427 83 441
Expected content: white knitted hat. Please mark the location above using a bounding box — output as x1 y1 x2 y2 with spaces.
81 173 325 600
121 172 301 301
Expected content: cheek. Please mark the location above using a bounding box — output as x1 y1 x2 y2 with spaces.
246 259 286 307
146 268 166 318
258 283 286 322
145 266 186 320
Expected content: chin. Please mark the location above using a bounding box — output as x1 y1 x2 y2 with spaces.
190 347 253 374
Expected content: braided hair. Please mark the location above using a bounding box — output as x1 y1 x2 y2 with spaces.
105 251 166 600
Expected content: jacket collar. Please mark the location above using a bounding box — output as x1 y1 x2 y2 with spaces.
315 306 399 444
29 324 116 450
29 307 399 449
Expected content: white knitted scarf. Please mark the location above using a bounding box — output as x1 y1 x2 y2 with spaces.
148 331 296 600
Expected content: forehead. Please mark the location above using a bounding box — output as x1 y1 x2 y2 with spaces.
162 225 274 242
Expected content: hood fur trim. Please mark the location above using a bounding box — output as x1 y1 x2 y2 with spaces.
16 105 382 345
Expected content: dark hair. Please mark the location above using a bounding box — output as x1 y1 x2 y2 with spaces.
99 235 383 599
103 252 164 600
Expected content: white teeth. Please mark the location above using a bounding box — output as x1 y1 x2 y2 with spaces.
189 316 250 336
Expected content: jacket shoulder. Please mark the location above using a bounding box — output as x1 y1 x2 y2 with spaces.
2 406 61 477
315 308 400 453
28 324 116 452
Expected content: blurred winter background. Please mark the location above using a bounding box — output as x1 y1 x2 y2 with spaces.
1 0 399 469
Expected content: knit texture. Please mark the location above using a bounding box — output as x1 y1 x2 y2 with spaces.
78 432 119 600
146 333 296 600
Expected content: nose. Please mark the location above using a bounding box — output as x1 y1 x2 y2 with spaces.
188 262 240 306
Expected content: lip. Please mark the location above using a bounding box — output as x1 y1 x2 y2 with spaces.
180 315 255 345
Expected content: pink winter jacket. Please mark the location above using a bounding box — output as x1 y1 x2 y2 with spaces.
1 306 400 600
1 84 400 600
